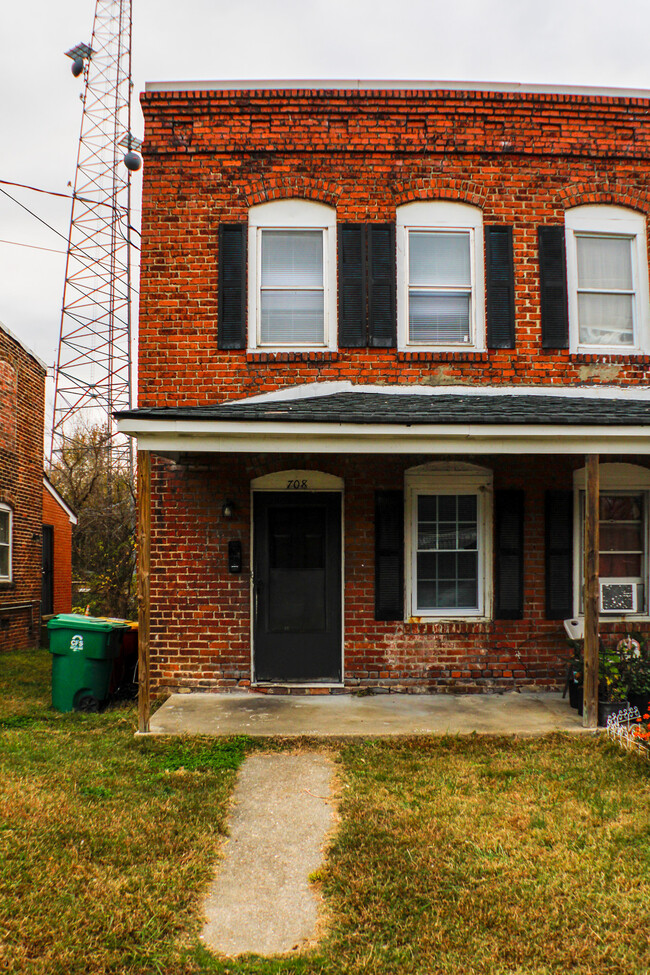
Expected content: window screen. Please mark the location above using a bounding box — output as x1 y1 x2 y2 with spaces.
576 235 635 347
416 494 479 610
260 230 325 344
408 231 472 344
0 508 10 579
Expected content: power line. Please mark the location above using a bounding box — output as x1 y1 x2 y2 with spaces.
0 186 70 244
0 178 142 222
0 238 68 255
0 184 141 251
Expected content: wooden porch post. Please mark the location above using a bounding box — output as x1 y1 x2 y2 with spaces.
137 449 151 734
583 453 599 729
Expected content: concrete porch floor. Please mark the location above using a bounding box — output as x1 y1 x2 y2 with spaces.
148 690 590 737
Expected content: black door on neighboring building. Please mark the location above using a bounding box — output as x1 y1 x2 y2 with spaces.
253 492 341 682
42 525 54 616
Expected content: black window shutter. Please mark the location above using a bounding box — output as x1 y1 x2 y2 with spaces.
375 490 404 621
494 489 524 619
339 224 367 347
486 226 516 349
218 223 247 350
368 224 396 348
545 490 573 619
538 226 569 350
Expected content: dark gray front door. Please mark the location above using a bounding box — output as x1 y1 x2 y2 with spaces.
253 492 341 682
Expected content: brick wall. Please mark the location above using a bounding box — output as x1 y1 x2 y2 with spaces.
138 86 650 408
42 487 73 615
147 451 650 695
0 327 45 651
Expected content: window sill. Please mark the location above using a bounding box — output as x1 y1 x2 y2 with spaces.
576 614 650 624
246 350 340 363
407 615 492 624
571 350 650 363
397 350 489 362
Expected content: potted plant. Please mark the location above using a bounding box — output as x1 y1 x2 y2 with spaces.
620 636 650 715
598 644 630 727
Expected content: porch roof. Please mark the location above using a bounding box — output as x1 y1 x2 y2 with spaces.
117 384 650 456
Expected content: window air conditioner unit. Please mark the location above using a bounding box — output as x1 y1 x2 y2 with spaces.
599 580 638 614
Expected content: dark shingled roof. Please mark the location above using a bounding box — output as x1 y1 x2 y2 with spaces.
118 391 650 426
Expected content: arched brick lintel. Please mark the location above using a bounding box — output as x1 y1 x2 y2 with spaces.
241 177 341 208
557 183 650 214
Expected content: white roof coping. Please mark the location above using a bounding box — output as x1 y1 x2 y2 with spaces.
144 79 650 99
43 475 78 525
0 319 47 371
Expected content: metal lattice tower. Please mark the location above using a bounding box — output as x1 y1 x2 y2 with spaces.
51 0 139 473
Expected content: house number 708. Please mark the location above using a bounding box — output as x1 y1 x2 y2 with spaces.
286 479 308 489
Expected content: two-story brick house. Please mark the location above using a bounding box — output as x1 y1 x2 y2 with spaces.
119 81 650 702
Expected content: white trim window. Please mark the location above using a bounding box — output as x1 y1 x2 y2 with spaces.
248 199 337 351
0 504 12 582
405 463 493 618
397 202 485 351
573 463 650 618
565 205 650 354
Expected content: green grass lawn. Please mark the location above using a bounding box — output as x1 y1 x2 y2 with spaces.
1 648 649 975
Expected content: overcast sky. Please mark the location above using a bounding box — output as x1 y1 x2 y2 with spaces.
2 0 650 418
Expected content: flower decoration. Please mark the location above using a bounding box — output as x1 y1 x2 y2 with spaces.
617 636 641 659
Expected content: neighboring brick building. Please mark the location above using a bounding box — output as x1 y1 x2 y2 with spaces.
42 474 77 616
119 81 650 696
0 321 46 651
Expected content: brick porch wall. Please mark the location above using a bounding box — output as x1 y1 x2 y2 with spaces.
147 451 650 695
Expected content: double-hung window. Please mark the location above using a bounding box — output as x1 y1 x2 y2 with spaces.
248 200 337 351
405 464 492 618
565 206 650 353
397 202 485 351
0 504 12 582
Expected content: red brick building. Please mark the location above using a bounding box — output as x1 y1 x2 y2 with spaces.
0 322 46 651
119 81 650 696
42 475 77 616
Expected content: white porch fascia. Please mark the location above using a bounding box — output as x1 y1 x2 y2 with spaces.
117 417 650 456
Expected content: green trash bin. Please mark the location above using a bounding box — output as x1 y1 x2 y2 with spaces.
48 614 130 712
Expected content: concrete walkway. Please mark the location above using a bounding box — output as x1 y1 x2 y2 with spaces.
200 753 335 956
150 690 588 737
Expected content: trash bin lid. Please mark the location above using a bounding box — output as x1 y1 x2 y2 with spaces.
95 617 136 629
47 614 119 632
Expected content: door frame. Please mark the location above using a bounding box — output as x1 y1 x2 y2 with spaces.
250 470 344 686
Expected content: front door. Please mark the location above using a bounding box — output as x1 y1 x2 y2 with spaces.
42 525 54 616
253 492 341 682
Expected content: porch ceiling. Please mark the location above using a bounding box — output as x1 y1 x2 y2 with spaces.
117 387 650 456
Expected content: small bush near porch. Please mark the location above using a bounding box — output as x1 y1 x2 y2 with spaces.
1 651 649 974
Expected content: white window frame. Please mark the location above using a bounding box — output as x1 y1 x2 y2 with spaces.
405 462 493 620
396 201 485 352
573 463 650 620
0 503 12 582
247 199 337 352
565 205 650 355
